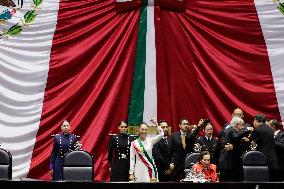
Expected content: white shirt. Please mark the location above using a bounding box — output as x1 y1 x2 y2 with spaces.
274 130 280 138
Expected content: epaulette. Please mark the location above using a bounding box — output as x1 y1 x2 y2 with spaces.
129 134 138 137
51 134 60 137
73 134 80 138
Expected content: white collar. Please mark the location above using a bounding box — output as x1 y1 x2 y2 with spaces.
274 130 280 137
206 136 212 140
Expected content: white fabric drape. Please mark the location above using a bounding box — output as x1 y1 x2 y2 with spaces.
255 0 284 126
0 0 60 178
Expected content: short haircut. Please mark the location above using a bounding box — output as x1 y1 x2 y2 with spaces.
179 118 189 125
158 119 168 125
230 117 244 128
270 119 280 130
203 119 211 127
254 114 266 123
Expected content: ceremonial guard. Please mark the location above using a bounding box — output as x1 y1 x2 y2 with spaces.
50 120 81 181
108 121 135 181
194 120 220 165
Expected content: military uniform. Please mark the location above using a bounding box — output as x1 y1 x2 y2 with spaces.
108 133 135 181
50 133 78 181
195 136 220 165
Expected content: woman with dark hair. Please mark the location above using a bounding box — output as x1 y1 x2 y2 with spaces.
108 121 134 181
50 120 82 181
191 151 217 182
129 122 164 182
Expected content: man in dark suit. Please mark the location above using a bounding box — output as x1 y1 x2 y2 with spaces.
251 114 278 181
195 120 220 165
169 119 202 181
153 120 173 181
218 117 253 181
268 119 284 181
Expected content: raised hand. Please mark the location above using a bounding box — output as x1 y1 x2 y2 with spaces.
150 117 158 126
157 126 163 133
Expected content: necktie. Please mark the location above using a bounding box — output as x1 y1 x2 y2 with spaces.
181 134 186 149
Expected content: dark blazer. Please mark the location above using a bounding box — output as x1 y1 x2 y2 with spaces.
250 123 277 170
219 127 250 170
153 137 172 181
169 127 200 181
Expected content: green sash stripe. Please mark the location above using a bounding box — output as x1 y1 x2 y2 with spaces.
127 3 148 125
137 138 157 177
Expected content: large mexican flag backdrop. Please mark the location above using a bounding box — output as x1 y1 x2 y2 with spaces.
1 0 284 180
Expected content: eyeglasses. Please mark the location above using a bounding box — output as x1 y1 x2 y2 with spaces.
182 123 189 125
120 126 128 128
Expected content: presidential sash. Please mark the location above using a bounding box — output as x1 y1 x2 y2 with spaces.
132 138 158 181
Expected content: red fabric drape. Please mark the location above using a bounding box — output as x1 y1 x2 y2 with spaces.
28 0 282 181
28 0 140 180
156 0 281 133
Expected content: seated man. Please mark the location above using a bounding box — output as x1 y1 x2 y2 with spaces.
191 151 217 182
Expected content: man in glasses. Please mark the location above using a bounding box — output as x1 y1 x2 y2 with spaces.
169 119 203 181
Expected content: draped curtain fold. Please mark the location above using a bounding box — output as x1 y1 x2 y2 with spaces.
28 0 140 180
24 0 282 181
156 0 281 132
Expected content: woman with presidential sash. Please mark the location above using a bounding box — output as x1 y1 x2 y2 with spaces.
129 122 164 182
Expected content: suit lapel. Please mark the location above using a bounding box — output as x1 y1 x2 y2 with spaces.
275 131 281 141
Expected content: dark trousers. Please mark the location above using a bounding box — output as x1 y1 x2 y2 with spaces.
52 158 63 181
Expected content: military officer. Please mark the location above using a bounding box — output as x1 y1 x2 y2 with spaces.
108 121 135 181
194 120 220 165
50 120 81 181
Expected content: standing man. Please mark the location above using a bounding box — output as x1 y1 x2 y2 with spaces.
169 119 202 181
50 120 82 181
219 117 252 181
153 120 173 181
268 119 284 181
251 114 278 181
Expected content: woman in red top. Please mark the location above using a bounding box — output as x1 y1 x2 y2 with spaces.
191 151 217 182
